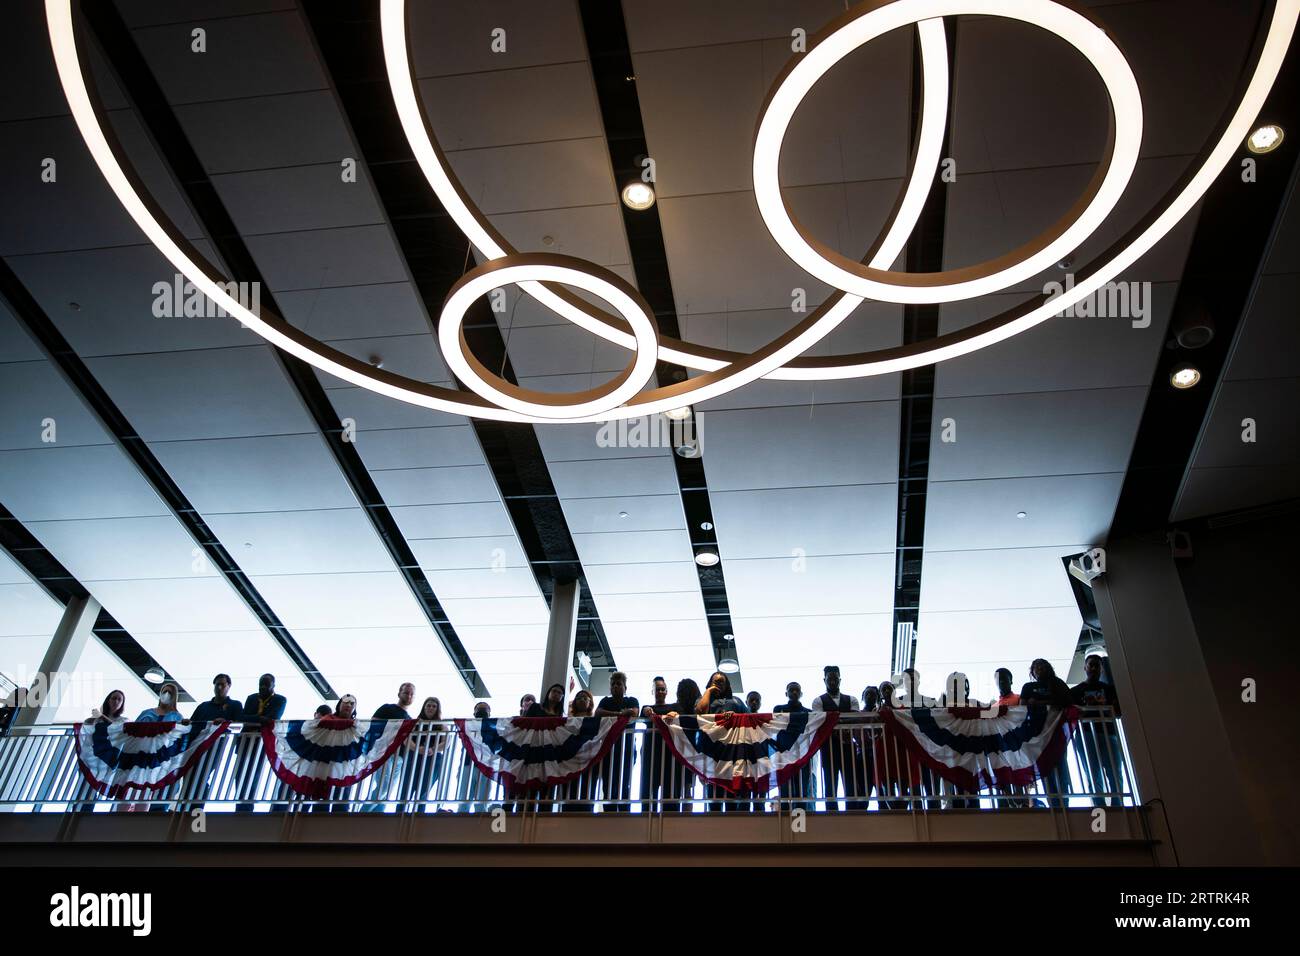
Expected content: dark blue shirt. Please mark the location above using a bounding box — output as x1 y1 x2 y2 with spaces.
705 695 749 714
241 692 286 723
192 698 243 722
372 703 410 720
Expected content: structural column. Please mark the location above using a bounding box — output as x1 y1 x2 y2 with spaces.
12 594 100 728
540 579 580 699
1090 535 1260 865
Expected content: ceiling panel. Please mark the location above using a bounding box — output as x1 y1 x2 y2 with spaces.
251 571 430 630
0 444 168 521
924 474 1123 551
408 1 588 78
919 545 1088 614
929 387 1148 481
699 402 899 491
709 485 896 558
202 509 397 576
723 553 896 618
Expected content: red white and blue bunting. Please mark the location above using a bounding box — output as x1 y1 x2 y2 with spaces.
74 719 230 798
261 717 415 797
456 715 630 794
652 711 839 794
879 705 1078 791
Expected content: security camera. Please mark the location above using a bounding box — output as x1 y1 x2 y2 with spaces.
1069 547 1107 584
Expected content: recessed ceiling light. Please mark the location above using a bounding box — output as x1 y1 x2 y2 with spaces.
143 666 166 685
718 658 740 674
1170 365 1201 389
1247 124 1284 153
617 511 629 519
367 354 384 369
621 181 655 210
1016 511 1028 519
700 521 713 531
675 439 700 458
663 406 692 420
694 550 720 567
68 301 81 311
722 633 734 642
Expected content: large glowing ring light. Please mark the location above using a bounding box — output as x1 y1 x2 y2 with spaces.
49 0 1298 423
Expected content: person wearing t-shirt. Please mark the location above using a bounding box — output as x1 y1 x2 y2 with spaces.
1071 654 1124 807
990 668 1025 808
526 683 565 717
595 671 640 811
774 682 813 812
186 673 242 805
1019 660 1072 806
695 671 748 812
362 682 415 812
639 676 675 812
811 666 866 811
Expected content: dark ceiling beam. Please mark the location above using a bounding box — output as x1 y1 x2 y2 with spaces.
1110 12 1299 537
0 501 194 702
78 0 484 696
296 0 617 672
577 0 740 675
891 19 958 675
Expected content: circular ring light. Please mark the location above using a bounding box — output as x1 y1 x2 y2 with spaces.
47 0 1300 422
437 255 659 420
753 0 1143 305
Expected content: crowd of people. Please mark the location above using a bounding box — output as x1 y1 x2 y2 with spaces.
54 653 1124 813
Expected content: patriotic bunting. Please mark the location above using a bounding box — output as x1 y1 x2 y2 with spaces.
75 719 230 798
456 715 630 795
653 711 839 794
261 717 415 797
879 705 1078 791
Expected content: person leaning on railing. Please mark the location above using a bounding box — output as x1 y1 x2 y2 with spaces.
1018 659 1072 808
70 689 127 812
183 673 244 807
639 676 675 814
1069 654 1124 808
990 668 1028 809
697 670 749 812
401 696 447 814
659 679 700 812
362 682 415 812
594 671 640 812
560 691 596 812
773 682 814 813
234 674 286 812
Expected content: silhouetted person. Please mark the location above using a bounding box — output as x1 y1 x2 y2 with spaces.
1071 654 1124 807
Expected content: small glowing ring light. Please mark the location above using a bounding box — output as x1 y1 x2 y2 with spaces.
438 255 659 420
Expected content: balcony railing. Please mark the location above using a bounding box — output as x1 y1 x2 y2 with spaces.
0 709 1137 819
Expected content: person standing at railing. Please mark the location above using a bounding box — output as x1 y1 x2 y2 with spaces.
456 701 494 812
989 668 1027 809
874 680 909 810
896 669 941 809
939 673 982 809
519 694 537 717
1070 654 1124 808
132 683 183 812
695 671 749 813
561 691 596 812
362 682 415 812
1019 660 1072 808
639 677 675 815
743 690 768 813
526 684 566 717
235 674 286 812
184 674 244 808
70 689 127 812
660 679 701 812
401 696 447 814
774 682 813 813
811 665 865 812
595 671 640 812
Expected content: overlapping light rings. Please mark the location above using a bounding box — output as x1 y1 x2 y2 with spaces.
48 0 1299 424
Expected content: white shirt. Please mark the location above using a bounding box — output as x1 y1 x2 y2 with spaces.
810 692 857 712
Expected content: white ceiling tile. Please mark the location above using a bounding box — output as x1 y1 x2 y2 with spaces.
710 485 896 558
560 494 685 534
0 445 168 521
549 455 681 498
699 402 899 491
571 529 694 565
925 474 1123 551
24 516 201 582
408 535 530 573
919 545 1088 614
723 553 895 617
582 561 701 594
150 434 355 514
370 465 502 507
251 571 429 629
204 509 394 575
